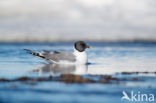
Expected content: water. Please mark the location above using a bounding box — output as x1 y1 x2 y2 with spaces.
0 42 156 103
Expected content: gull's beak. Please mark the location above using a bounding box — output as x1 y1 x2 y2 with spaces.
87 45 92 49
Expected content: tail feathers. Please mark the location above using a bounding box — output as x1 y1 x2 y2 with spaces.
24 49 45 59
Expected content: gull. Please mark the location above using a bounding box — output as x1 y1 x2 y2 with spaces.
25 41 92 64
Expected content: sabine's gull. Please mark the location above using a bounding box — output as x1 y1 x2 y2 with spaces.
25 41 92 64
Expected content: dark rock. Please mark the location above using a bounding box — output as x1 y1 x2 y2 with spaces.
60 74 94 83
121 72 135 74
0 78 10 82
16 77 31 81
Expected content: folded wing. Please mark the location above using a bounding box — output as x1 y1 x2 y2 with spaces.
41 51 76 62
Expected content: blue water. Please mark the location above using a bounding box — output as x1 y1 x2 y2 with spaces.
0 42 156 103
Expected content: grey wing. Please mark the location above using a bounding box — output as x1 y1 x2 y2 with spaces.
41 51 76 62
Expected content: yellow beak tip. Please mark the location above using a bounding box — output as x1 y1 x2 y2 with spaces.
88 46 92 49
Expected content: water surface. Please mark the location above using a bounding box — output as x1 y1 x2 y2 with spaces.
0 42 156 103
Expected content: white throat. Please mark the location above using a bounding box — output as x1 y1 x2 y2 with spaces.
74 48 87 64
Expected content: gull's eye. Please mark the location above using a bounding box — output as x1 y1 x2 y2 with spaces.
80 43 85 48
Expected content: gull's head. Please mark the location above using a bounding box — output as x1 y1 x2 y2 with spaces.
74 41 92 52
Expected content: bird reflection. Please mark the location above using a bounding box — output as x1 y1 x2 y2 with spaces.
33 63 88 75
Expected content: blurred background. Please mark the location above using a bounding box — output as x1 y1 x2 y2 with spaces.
0 0 156 42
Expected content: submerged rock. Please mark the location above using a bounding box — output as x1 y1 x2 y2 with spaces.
0 78 10 82
0 73 145 84
59 74 95 83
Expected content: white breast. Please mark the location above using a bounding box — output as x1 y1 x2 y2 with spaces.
74 48 88 64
